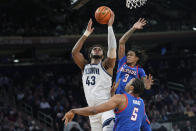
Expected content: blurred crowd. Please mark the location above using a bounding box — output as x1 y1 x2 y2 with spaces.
0 0 195 36
0 0 65 36
0 99 42 131
0 65 91 131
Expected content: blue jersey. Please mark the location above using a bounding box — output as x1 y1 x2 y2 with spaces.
141 114 151 131
115 56 152 131
115 56 146 94
114 93 145 131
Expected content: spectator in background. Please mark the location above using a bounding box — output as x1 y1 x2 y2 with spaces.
191 103 196 113
171 124 181 131
40 97 51 114
184 105 195 117
182 121 193 131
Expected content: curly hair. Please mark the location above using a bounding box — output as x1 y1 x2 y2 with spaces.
128 47 148 66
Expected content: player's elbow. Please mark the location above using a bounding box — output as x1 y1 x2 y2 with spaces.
71 48 78 57
89 108 98 115
119 39 125 45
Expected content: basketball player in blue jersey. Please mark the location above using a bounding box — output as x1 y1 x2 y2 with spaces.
116 18 153 94
115 18 152 130
71 11 117 131
62 78 148 131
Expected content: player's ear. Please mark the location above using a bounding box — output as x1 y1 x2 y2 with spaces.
129 85 134 91
135 56 139 61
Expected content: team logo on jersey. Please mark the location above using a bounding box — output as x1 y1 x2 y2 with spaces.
120 67 137 76
85 67 100 75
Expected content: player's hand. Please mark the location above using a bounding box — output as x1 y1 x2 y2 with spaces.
86 18 94 35
108 10 115 26
111 79 120 94
132 18 147 30
143 74 153 90
62 110 75 126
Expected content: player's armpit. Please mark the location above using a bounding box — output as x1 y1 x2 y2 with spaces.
103 57 116 69
102 58 116 76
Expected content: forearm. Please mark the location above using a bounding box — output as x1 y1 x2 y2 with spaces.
72 107 97 116
72 35 88 55
111 90 115 97
119 27 136 44
107 26 117 59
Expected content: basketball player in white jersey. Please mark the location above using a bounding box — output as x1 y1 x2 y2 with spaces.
71 11 116 131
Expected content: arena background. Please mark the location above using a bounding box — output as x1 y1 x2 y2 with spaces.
0 0 196 130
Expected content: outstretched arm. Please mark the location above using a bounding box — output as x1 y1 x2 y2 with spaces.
72 19 94 70
118 18 147 59
62 94 123 125
103 11 117 76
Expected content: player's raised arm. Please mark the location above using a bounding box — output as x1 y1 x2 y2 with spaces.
62 94 123 125
103 11 117 76
72 19 94 70
118 18 147 59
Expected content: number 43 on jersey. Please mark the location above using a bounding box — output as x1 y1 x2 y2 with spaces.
86 76 96 86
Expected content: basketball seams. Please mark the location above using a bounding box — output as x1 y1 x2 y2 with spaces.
95 6 111 24
96 6 106 21
99 11 111 24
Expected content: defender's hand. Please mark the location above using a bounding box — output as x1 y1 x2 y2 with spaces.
132 18 147 30
62 110 75 126
144 74 153 90
111 79 120 93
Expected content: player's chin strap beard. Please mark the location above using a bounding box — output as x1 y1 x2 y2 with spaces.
91 55 103 59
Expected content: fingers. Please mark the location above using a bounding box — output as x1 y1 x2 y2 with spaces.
116 79 121 87
62 115 65 121
138 18 147 25
91 27 95 32
108 10 115 26
110 10 115 18
65 117 68 126
88 18 92 25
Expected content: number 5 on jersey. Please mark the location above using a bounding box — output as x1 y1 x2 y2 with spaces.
131 107 138 121
86 76 96 86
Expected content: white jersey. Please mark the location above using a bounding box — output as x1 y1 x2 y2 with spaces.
82 62 112 106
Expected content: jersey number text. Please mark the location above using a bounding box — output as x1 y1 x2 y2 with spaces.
86 76 96 86
131 107 139 121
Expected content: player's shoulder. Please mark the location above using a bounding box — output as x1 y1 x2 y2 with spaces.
137 65 144 69
138 97 145 105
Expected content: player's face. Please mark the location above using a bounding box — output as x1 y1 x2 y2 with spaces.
90 47 104 59
125 78 135 93
126 51 139 65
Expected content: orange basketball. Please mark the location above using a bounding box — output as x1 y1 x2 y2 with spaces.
95 6 111 24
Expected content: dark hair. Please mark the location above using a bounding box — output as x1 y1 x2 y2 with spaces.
131 78 145 95
128 47 147 66
88 44 106 60
70 127 80 131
